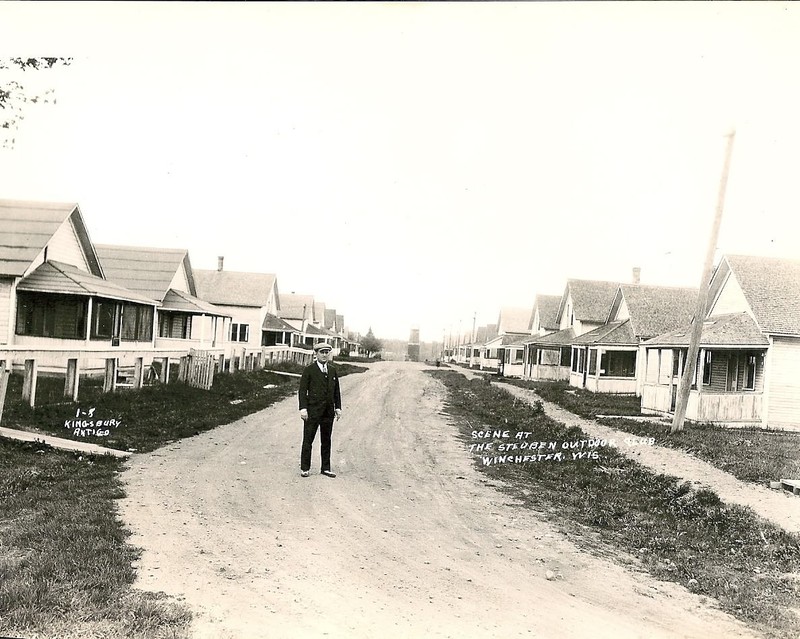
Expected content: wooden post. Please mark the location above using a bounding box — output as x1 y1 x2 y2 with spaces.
64 358 80 402
672 129 736 433
178 355 188 382
160 357 170 383
103 358 117 393
0 361 10 425
133 357 144 389
22 359 38 408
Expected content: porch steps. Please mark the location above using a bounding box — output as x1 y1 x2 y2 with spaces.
770 479 800 496
0 426 131 458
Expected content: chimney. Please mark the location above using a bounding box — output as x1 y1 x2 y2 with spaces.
632 267 641 285
217 256 224 272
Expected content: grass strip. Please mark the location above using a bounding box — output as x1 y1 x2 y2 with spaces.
0 438 191 639
504 378 800 485
430 370 800 639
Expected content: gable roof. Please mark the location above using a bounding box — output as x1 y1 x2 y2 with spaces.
279 294 315 321
573 319 636 346
17 261 158 305
558 279 620 324
262 313 297 332
497 307 532 334
716 254 800 336
0 199 102 277
324 309 337 330
614 284 699 340
161 288 229 317
530 294 561 331
528 327 576 347
95 244 194 302
194 269 278 308
644 312 769 348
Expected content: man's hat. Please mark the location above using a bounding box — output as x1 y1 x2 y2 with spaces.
313 342 332 352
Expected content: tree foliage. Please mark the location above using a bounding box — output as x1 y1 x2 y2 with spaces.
0 57 71 148
360 327 383 357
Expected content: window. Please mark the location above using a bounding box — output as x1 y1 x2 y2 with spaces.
159 313 192 339
120 303 153 342
511 349 523 364
702 351 712 385
560 347 571 367
572 347 586 373
15 293 87 339
230 323 250 342
92 299 118 339
600 351 636 377
744 353 757 390
589 350 598 375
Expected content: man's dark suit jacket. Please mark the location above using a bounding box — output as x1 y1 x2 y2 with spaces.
298 362 342 417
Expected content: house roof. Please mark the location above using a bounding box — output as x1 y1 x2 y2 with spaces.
615 284 699 339
573 320 636 346
324 309 337 330
304 323 329 336
644 312 769 348
558 279 620 324
314 302 326 321
17 261 158 305
719 254 800 336
497 307 531 334
262 313 297 332
336 314 344 333
161 288 229 317
0 199 102 277
528 327 576 347
530 294 561 331
279 294 315 320
500 334 530 347
194 269 278 308
95 244 194 302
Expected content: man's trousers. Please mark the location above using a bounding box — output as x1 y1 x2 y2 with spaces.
301 413 335 472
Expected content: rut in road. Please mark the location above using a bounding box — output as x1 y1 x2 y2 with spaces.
119 361 756 639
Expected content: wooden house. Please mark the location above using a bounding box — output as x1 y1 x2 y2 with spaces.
521 294 561 379
496 307 533 377
642 254 800 429
571 285 697 395
193 260 286 361
95 244 230 352
1 201 159 364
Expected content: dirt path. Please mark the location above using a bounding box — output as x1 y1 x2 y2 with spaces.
494 381 800 534
119 361 758 639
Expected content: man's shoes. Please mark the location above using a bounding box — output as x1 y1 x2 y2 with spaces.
300 470 310 477
321 470 337 478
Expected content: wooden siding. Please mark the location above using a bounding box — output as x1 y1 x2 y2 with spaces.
709 273 750 317
586 377 637 394
768 337 800 427
691 392 763 422
642 383 671 413
169 263 191 293
29 218 89 275
0 278 12 344
533 364 570 381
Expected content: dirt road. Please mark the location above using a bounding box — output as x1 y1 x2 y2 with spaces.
119 362 757 639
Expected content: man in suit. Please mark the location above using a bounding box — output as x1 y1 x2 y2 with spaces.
298 342 342 478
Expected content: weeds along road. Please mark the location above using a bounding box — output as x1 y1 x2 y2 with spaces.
119 361 756 639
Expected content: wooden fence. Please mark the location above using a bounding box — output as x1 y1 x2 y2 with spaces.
0 344 314 422
178 349 216 390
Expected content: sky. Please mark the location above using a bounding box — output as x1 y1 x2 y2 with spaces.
2 2 800 341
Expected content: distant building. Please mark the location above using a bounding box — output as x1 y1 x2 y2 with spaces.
408 327 420 362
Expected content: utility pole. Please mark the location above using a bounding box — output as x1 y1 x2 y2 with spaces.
671 129 736 433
